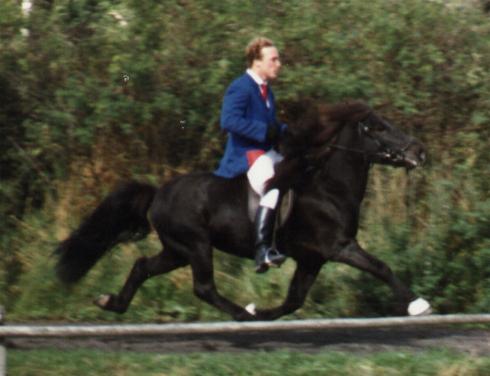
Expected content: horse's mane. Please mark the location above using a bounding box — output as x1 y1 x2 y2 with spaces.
266 100 372 191
282 100 372 152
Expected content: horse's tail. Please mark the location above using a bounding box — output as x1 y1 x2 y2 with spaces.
54 181 157 284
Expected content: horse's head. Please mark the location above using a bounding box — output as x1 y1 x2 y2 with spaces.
281 100 426 170
355 110 427 169
284 101 427 170
271 100 427 192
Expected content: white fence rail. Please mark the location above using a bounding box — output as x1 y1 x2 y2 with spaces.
1 314 490 337
0 308 489 376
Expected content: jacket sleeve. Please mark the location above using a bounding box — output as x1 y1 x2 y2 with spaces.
220 83 268 143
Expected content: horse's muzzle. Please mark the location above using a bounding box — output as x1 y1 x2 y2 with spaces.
401 139 427 169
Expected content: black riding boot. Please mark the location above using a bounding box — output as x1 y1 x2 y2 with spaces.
254 205 286 273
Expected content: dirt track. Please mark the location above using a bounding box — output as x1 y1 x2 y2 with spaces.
6 326 490 355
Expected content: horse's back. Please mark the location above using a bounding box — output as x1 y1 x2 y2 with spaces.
149 172 254 256
152 172 246 211
150 172 219 226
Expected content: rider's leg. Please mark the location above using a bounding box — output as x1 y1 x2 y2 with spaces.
254 188 286 273
247 150 286 273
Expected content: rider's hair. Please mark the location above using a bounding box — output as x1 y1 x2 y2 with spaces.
245 37 275 68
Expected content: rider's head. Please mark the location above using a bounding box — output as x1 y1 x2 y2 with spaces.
246 37 281 82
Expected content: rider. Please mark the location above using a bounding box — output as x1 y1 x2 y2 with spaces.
215 37 287 273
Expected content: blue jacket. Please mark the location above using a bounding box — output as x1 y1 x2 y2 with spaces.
214 73 285 178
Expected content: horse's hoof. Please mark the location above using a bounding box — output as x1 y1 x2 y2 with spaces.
235 307 258 321
245 303 257 316
408 297 432 316
94 294 112 309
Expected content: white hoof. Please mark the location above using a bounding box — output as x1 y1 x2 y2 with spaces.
245 303 256 316
408 297 432 316
95 294 111 308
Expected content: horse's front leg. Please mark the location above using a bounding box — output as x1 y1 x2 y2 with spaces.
251 262 323 321
333 240 431 316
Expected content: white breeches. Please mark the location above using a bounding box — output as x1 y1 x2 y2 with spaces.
247 149 283 209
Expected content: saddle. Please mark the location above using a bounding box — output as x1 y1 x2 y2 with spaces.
247 184 294 227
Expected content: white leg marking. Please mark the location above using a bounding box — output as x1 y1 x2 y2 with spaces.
408 297 432 316
95 294 111 307
245 303 257 316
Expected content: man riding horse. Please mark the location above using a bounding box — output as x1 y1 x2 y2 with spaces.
215 37 287 273
55 37 432 320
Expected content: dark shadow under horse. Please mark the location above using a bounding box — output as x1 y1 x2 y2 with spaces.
55 101 431 321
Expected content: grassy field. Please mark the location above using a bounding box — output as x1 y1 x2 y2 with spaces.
8 348 490 376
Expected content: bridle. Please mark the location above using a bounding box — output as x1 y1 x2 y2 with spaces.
356 121 414 164
305 119 413 169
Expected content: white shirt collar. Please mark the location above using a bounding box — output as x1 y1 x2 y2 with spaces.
246 69 267 86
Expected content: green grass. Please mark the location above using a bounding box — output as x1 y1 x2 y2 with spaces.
7 348 490 376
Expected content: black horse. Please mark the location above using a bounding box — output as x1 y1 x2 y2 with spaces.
55 101 431 321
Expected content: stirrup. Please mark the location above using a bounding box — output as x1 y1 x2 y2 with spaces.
255 248 286 274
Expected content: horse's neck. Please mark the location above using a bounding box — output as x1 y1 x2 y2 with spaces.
312 152 370 204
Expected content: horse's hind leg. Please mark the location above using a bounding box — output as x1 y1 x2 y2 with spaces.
95 249 188 313
333 241 431 316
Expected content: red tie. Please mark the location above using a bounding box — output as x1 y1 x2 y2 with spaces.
260 84 268 101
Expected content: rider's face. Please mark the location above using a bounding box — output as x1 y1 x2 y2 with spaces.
255 46 281 81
